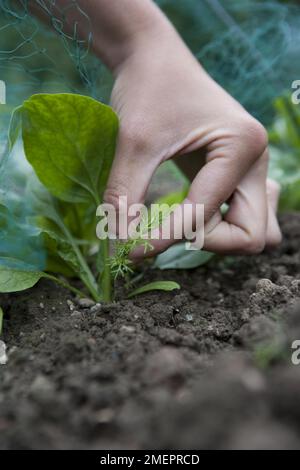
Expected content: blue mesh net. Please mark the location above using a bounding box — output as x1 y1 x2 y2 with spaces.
157 0 300 123
0 1 299 117
0 0 299 269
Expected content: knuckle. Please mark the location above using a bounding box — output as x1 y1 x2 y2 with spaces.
237 116 269 161
243 236 266 255
243 117 268 158
103 183 127 209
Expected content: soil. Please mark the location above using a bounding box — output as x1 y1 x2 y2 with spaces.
0 213 300 450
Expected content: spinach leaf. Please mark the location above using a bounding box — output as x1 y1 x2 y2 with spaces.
154 243 214 270
0 264 43 293
22 93 118 206
26 179 100 300
128 281 180 298
5 94 119 301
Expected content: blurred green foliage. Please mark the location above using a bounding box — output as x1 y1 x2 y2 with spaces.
269 96 300 211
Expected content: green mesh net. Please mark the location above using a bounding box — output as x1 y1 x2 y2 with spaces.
0 0 113 105
1 0 300 117
157 0 300 123
0 0 299 270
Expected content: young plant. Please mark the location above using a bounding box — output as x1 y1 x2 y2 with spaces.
0 94 180 302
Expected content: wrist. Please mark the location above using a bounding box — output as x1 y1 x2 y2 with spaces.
92 1 174 75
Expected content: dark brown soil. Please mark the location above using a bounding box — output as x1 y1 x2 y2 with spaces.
0 213 300 450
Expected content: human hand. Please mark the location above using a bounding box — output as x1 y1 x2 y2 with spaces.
104 12 282 258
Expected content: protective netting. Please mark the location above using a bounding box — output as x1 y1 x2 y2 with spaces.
0 0 300 270
0 0 300 117
0 0 113 105
157 0 300 123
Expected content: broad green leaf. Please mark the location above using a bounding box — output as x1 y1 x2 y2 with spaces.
21 93 118 205
1 95 117 301
0 265 43 293
46 256 75 278
57 201 97 245
30 216 79 276
20 177 99 297
128 281 180 298
0 264 86 298
154 243 214 270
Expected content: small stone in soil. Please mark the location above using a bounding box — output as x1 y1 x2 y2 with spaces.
67 300 75 311
120 325 136 333
0 341 8 365
95 408 115 423
77 298 96 309
71 311 82 322
90 303 102 313
185 314 193 322
256 278 274 292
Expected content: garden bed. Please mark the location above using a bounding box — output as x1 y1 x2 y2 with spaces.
0 212 300 450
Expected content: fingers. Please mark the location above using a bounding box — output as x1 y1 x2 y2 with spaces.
204 151 269 254
104 124 158 234
131 116 269 258
107 117 281 259
187 160 282 255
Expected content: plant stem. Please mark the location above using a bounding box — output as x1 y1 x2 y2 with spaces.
99 238 113 302
73 246 101 301
60 224 101 301
43 274 88 299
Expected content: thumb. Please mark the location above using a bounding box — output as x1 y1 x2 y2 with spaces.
103 128 157 232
